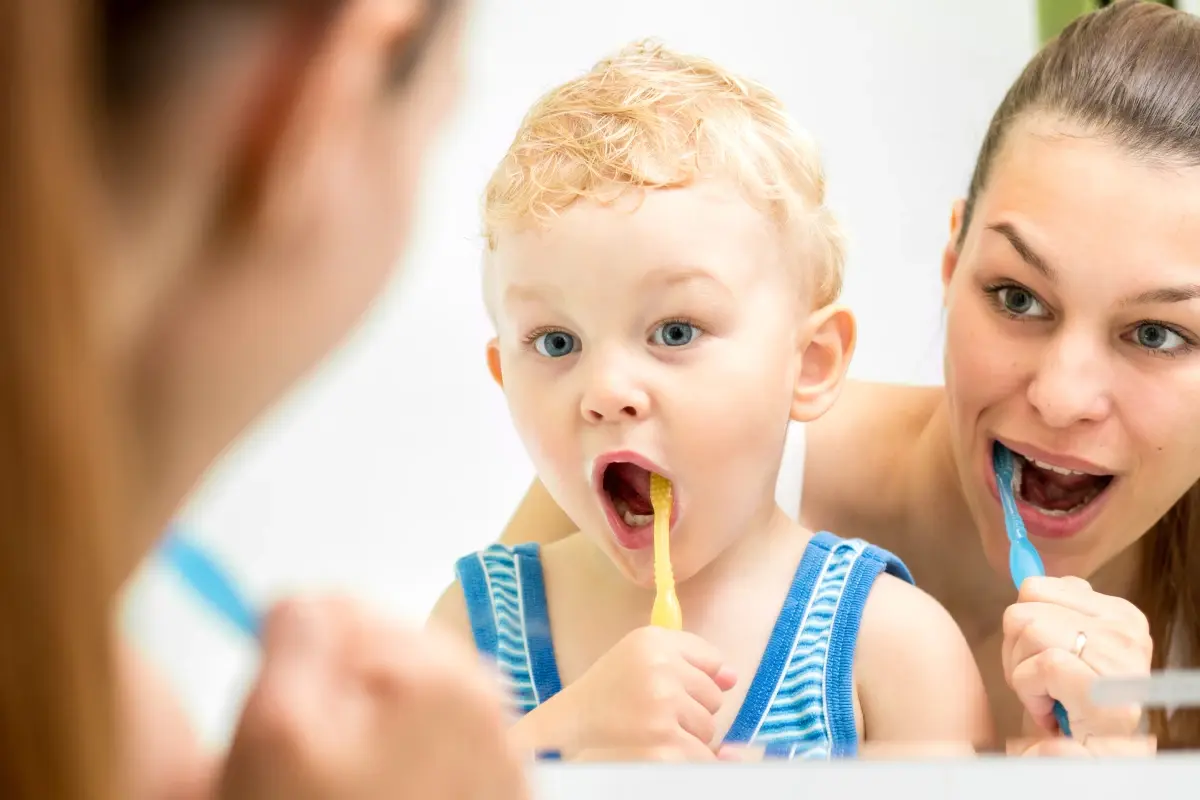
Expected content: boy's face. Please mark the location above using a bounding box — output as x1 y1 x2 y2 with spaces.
489 181 818 588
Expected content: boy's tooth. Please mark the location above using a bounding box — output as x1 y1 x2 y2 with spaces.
621 508 653 527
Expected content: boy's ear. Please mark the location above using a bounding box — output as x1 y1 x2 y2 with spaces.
790 304 856 423
486 338 503 387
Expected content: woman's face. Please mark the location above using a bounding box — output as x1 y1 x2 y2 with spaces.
942 114 1200 581
101 1 467 541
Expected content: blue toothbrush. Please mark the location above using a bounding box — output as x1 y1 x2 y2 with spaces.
159 529 262 640
993 442 1072 737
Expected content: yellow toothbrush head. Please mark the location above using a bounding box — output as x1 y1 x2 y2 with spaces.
649 473 682 630
649 472 672 509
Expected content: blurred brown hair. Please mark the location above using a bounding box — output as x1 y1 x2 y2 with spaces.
0 0 124 795
0 0 451 796
960 0 1200 748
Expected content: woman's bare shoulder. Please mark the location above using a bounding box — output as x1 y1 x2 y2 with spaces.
801 380 942 530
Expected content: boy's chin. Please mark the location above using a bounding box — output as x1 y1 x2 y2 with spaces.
604 551 657 590
605 547 702 594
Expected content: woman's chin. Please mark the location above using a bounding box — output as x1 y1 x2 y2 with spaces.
977 523 1017 586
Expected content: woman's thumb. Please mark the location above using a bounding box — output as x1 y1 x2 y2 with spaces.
254 597 338 702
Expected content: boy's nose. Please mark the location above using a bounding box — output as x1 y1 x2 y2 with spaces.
580 370 650 423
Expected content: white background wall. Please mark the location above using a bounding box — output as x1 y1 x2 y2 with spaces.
123 0 1039 746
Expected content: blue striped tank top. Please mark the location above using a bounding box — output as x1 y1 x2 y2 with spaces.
454 530 913 760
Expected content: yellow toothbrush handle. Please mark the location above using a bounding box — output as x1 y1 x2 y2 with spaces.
651 587 683 630
649 473 682 630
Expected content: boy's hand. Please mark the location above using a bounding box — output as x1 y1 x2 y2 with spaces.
219 596 529 800
521 626 736 761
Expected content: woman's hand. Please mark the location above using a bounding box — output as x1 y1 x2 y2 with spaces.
219 596 529 800
1002 576 1153 747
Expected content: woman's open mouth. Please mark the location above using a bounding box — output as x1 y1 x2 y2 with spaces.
991 440 1117 538
1008 452 1113 515
593 453 678 550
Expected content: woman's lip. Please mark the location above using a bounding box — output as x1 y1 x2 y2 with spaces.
993 436 1117 476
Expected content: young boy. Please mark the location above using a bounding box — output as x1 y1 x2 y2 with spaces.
431 41 992 761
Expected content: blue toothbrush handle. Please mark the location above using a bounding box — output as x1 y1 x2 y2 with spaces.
994 446 1074 739
1053 700 1071 737
160 533 262 640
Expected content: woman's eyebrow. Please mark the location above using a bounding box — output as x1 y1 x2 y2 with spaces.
986 221 1056 281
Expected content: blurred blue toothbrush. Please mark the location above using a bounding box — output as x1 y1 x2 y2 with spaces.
159 529 262 640
993 442 1072 737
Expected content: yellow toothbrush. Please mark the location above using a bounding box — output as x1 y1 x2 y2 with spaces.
649 473 682 630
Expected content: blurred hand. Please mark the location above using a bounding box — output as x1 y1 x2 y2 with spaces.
219 596 529 800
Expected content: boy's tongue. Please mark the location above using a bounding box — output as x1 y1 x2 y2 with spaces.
604 463 654 516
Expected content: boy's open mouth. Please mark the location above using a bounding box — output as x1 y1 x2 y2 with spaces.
601 462 655 528
593 454 677 550
1006 449 1115 517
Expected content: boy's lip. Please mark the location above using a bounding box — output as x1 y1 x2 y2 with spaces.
591 450 672 488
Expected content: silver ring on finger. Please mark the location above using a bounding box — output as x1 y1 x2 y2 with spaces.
1070 631 1088 659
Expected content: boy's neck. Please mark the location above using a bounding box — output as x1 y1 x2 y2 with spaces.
673 500 809 614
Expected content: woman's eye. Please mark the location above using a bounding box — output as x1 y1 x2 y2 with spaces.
652 321 700 347
997 285 1046 318
1132 322 1185 353
534 331 577 357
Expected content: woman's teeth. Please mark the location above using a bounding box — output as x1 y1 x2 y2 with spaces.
1028 457 1088 477
613 497 654 528
1010 453 1104 516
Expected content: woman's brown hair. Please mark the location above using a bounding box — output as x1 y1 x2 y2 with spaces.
960 0 1200 748
1 0 125 795
0 0 451 796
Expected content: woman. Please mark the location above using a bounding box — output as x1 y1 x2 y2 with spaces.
2 0 526 797
489 0 1200 752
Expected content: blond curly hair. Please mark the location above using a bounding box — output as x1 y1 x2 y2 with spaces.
482 40 845 306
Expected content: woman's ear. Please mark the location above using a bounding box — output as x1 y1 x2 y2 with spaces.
218 0 430 235
486 338 503 387
790 304 856 423
942 199 967 298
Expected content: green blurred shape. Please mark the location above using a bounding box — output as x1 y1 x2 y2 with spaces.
1037 0 1175 45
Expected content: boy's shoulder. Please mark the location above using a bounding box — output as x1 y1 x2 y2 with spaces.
850 556 993 747
822 529 968 678
427 543 531 642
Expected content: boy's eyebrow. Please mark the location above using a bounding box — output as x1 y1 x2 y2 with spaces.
638 264 734 296
502 283 563 306
503 265 733 305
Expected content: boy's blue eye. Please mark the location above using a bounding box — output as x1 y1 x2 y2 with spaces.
653 321 699 347
534 331 577 357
